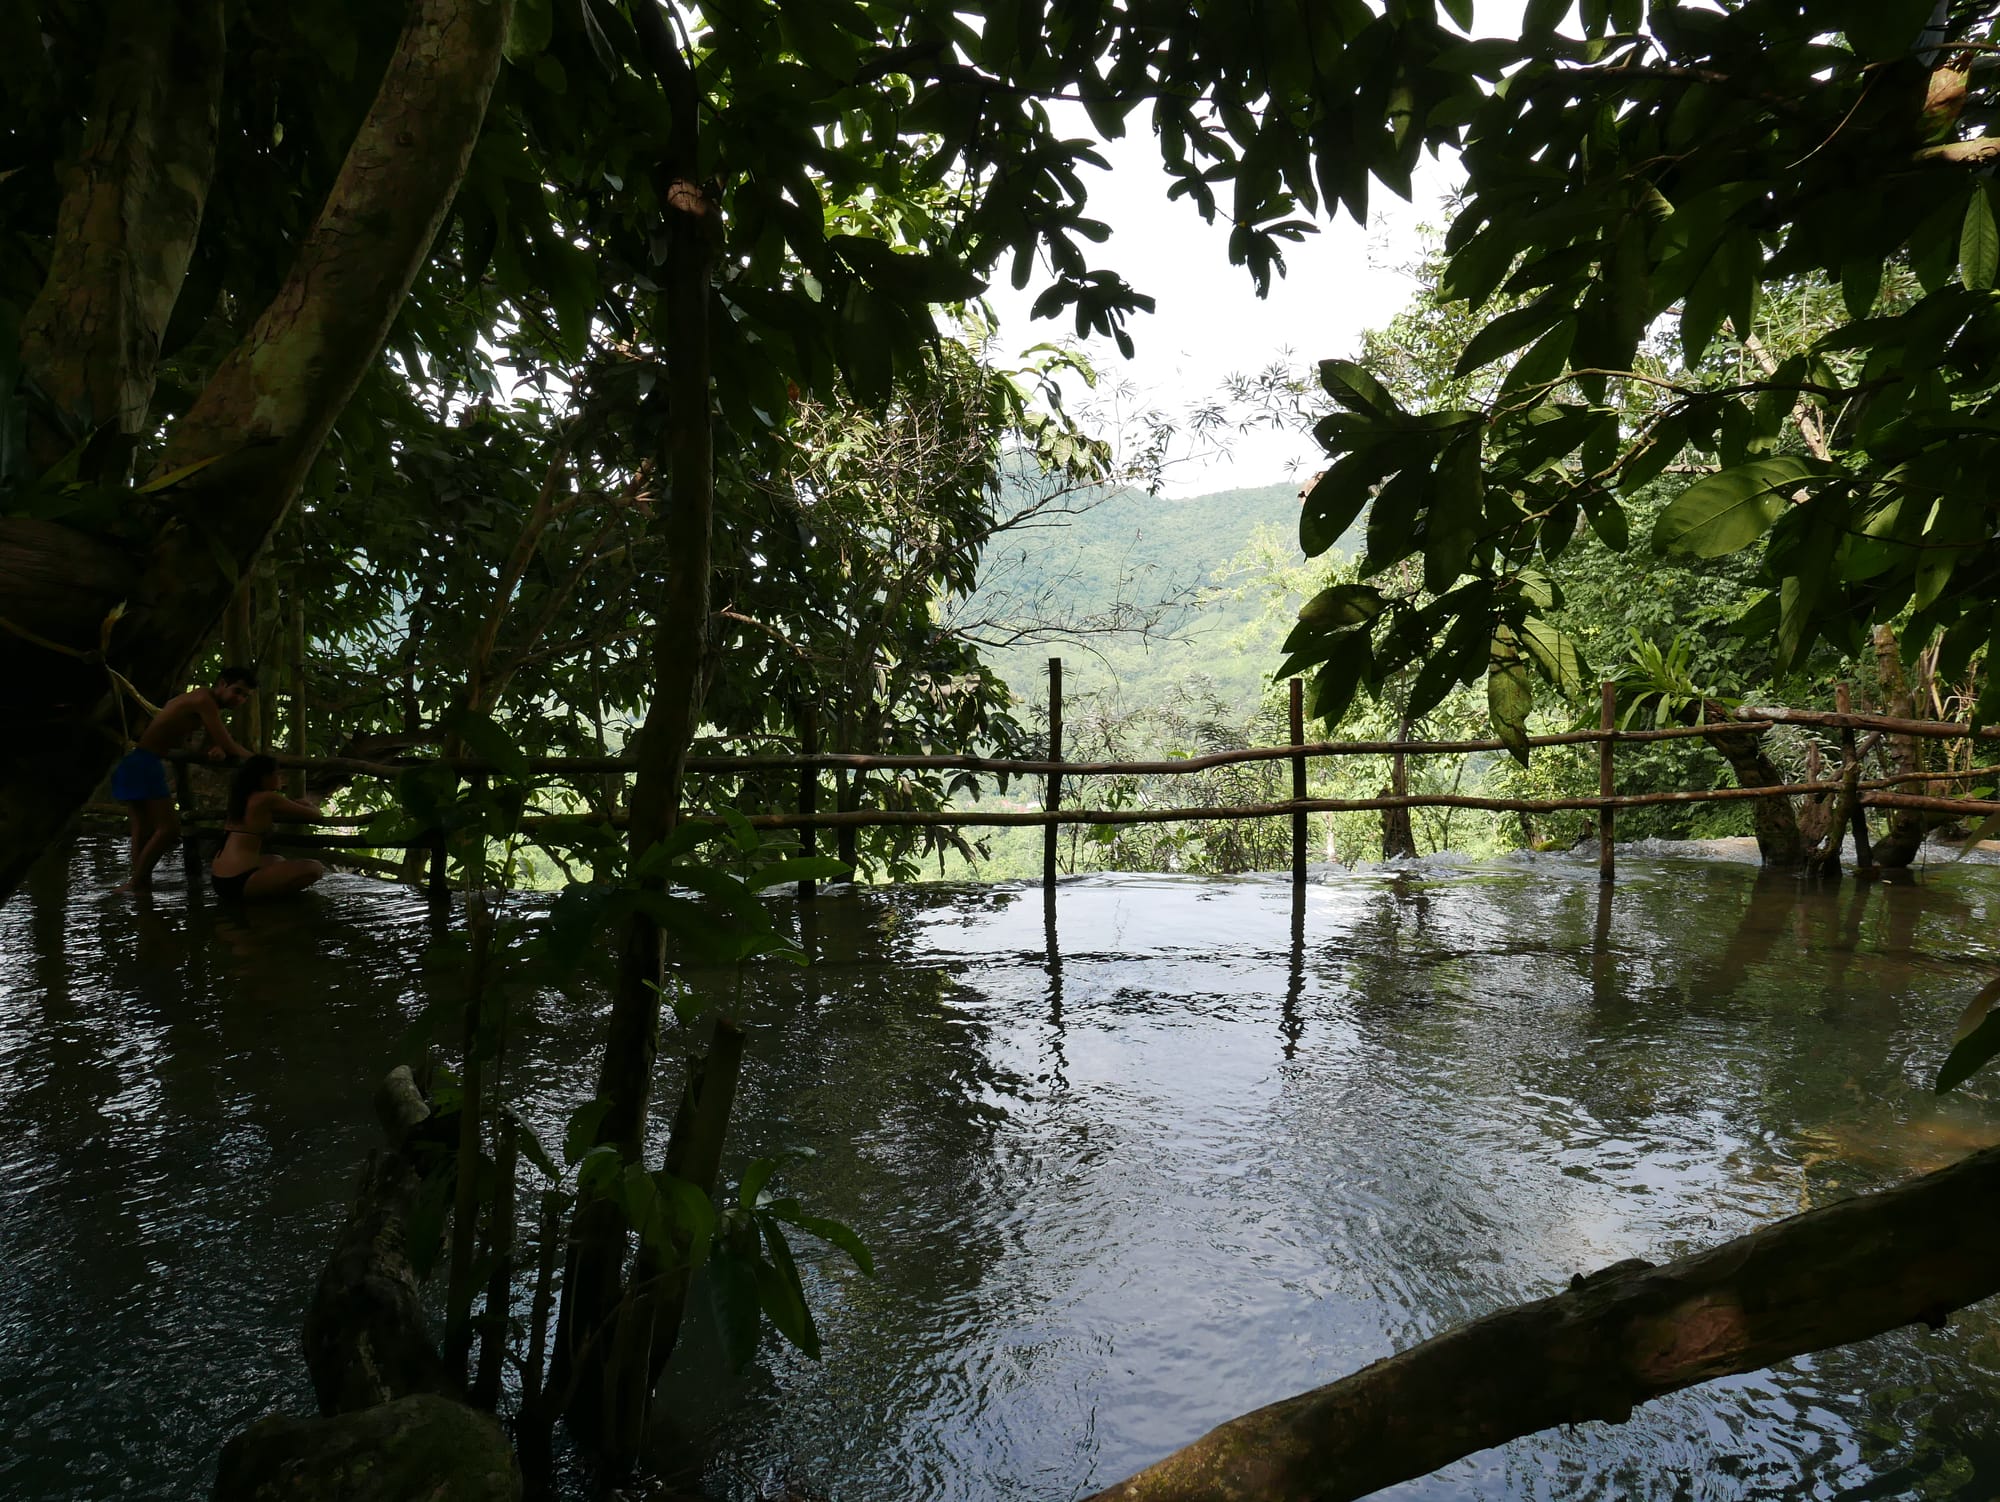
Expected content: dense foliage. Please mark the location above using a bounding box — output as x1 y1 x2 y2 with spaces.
1283 0 2000 755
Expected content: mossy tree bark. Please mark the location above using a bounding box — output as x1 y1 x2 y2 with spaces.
1703 702 1805 869
0 0 510 905
1870 625 1934 868
16 0 225 475
1089 1142 2000 1502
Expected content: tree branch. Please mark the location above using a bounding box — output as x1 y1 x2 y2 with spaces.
1088 1144 2000 1502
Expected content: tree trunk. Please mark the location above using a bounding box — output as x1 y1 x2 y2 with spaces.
1871 625 1933 867
1089 1142 2000 1502
552 10 718 1445
17 0 225 474
1380 723 1416 859
1705 705 1804 868
0 0 510 905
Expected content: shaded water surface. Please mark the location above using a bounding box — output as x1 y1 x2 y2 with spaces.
5 839 2000 1500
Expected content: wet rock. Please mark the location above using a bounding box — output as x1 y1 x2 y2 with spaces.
214 1393 519 1502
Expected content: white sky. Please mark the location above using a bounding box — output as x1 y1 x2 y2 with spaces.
984 2 1530 496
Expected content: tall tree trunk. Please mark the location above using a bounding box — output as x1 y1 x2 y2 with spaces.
1704 703 1805 869
17 0 226 475
0 0 511 904
1871 624 1933 867
552 3 718 1448
1090 1141 2000 1502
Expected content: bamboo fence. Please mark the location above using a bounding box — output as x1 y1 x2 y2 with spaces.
150 663 2000 895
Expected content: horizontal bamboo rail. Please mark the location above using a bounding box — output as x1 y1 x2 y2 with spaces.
152 675 1998 888
114 777 2000 843
160 706 2000 785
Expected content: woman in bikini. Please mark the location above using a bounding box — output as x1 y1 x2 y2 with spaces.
211 755 327 901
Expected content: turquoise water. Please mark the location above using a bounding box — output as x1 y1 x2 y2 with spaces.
5 838 2000 1499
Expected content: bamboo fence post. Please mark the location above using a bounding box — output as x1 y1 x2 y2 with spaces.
797 700 818 900
1044 656 1063 891
835 765 857 871
1599 681 1616 883
287 587 308 798
1289 677 1308 888
427 828 448 902
1837 682 1873 876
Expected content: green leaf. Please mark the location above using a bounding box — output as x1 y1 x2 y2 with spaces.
504 0 553 62
1936 975 2000 1092
707 1243 764 1369
1454 295 1574 377
1309 642 1371 726
134 454 223 494
764 1198 876 1277
507 1108 560 1181
739 1155 781 1210
753 1219 820 1358
1362 463 1429 576
1297 583 1386 627
1651 458 1826 558
1424 432 1484 593
1299 451 1385 556
1518 616 1588 698
1962 184 1999 291
1844 0 1942 60
1523 0 1569 33
564 1099 614 1165
1317 358 1402 419
445 707 532 781
1580 491 1630 551
1488 628 1533 764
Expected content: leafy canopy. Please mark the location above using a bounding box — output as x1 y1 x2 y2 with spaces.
1283 0 2000 751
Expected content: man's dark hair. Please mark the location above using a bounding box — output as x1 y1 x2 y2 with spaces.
218 665 258 689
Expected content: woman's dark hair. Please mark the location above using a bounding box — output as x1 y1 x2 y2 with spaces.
228 755 279 823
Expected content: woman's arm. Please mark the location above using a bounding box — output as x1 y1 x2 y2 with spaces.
252 791 326 822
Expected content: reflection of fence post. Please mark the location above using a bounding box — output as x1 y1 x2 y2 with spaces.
1044 657 1063 892
797 701 818 901
173 757 196 875
1599 680 1616 884
1837 682 1873 876
1289 677 1307 889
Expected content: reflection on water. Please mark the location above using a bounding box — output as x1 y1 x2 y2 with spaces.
5 840 2000 1500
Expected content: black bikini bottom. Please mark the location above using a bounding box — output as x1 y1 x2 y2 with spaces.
211 868 253 902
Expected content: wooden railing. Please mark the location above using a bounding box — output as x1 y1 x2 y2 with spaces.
150 665 1999 894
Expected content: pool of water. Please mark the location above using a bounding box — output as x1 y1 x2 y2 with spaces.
6 838 2000 1500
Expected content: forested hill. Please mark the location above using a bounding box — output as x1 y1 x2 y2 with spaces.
970 479 1312 716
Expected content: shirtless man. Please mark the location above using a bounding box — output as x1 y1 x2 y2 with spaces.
112 666 259 891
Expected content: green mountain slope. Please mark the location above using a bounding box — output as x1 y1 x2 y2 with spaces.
969 478 1354 717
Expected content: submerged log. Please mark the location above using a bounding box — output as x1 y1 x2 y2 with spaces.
215 1393 518 1502
1088 1142 2000 1502
302 1145 454 1416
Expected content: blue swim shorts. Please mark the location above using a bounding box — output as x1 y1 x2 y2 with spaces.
111 748 172 803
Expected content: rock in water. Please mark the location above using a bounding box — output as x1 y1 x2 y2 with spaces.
215 1394 520 1501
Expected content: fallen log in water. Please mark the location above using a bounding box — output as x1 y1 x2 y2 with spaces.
1088 1143 2000 1502
219 1065 520 1502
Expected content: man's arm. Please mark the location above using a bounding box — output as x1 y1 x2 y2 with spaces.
195 694 256 761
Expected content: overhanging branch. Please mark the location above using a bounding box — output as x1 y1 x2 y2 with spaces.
1088 1144 2000 1502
